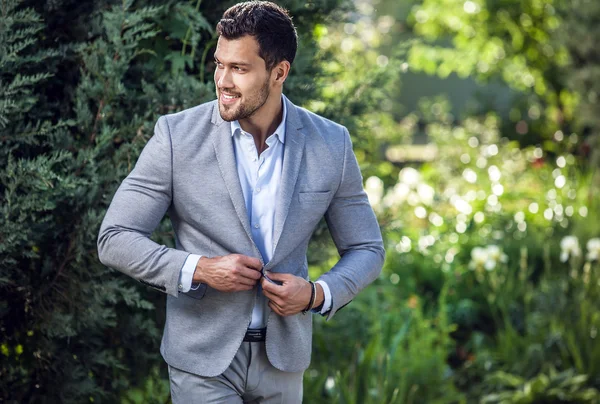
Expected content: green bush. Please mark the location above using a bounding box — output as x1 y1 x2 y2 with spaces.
0 0 361 401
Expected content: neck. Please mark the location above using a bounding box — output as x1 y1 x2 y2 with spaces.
239 92 283 149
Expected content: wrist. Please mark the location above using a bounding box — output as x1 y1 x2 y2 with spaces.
314 283 324 308
193 256 210 284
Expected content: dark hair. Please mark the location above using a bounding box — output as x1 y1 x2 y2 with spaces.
216 1 298 70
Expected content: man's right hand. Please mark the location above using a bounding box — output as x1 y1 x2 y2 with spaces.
192 254 262 292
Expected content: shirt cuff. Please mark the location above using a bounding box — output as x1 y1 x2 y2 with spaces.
315 280 332 315
178 254 202 293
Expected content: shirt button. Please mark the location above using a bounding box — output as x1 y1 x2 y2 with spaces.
254 223 260 229
178 284 183 290
256 187 261 193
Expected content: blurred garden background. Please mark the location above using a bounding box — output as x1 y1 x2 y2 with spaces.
1 0 599 402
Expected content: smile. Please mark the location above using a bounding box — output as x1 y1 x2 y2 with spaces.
220 93 240 105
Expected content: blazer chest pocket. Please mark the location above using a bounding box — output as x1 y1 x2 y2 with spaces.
298 191 331 204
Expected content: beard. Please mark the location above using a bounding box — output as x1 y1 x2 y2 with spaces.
218 79 270 122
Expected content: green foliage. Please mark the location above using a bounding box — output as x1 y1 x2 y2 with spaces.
120 366 170 404
409 0 567 92
3 0 599 401
407 0 575 146
306 284 463 403
482 368 599 403
558 0 600 177
325 0 600 401
357 16 600 392
0 0 57 131
402 0 600 166
305 18 406 183
0 1 190 401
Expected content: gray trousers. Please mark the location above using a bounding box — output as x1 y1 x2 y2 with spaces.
168 341 304 403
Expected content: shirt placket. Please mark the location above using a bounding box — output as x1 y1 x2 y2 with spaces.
249 137 263 238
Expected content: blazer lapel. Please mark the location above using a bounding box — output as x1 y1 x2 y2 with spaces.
272 98 305 256
210 103 254 244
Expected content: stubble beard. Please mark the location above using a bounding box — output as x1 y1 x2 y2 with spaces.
218 79 270 122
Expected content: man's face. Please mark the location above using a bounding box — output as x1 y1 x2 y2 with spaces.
214 35 272 122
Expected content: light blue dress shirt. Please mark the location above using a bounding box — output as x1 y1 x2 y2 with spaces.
178 98 331 327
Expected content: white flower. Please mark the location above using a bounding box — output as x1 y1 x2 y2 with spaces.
484 259 497 271
486 245 508 263
487 245 499 256
325 376 335 390
586 238 600 261
469 247 488 270
469 245 508 271
560 236 581 262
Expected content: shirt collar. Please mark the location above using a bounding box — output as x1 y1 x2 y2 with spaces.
230 96 287 144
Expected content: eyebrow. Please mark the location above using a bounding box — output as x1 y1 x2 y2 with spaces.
214 57 252 66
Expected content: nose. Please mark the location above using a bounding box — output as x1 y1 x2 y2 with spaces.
215 68 233 89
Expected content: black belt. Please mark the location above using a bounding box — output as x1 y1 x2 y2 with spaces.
244 328 266 342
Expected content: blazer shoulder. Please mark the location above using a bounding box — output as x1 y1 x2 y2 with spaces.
158 100 217 138
295 105 345 133
293 105 347 145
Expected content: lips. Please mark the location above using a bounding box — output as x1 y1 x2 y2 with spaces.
219 92 240 105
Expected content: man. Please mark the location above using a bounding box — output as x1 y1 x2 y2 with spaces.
97 1 384 402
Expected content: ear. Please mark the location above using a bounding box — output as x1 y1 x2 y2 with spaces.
272 60 291 85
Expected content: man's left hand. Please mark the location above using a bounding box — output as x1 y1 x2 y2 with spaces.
261 273 321 316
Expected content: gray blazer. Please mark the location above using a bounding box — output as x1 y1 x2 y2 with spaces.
97 96 385 377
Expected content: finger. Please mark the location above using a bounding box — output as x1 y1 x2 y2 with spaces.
236 266 262 281
262 289 284 306
231 269 258 283
269 301 284 316
267 296 285 309
260 281 273 296
238 255 263 271
261 277 284 294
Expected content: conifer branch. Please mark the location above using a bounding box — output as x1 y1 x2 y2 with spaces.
89 99 104 144
47 229 76 291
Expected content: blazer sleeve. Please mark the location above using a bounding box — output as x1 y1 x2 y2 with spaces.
317 127 386 319
97 116 190 297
